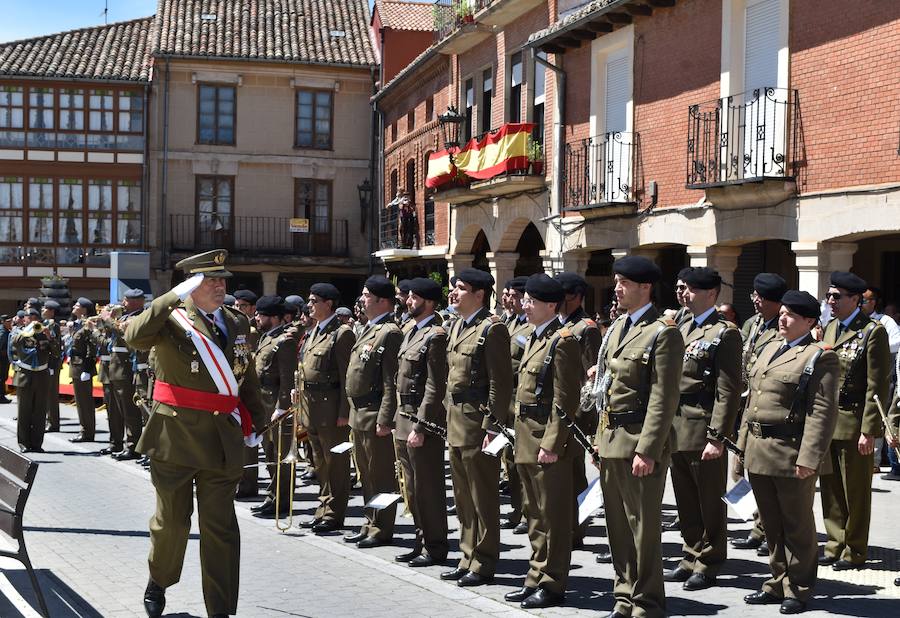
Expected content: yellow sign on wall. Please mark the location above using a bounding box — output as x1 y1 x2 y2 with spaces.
290 218 309 233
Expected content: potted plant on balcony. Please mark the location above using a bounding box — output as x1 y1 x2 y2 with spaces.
456 1 475 24
528 138 544 175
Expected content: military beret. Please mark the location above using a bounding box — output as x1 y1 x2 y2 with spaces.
335 306 353 317
15 310 25 318
682 267 722 290
233 289 258 304
456 268 494 291
43 300 60 311
526 273 564 303
830 271 867 295
76 297 93 309
310 283 340 302
285 294 305 308
223 294 236 306
26 297 42 308
0 315 8 321
175 248 232 278
365 275 395 300
449 276 457 287
781 290 820 319
753 273 787 302
507 276 527 294
555 272 588 296
283 302 300 317
408 277 442 301
124 288 145 299
397 279 412 294
26 308 40 317
677 267 694 281
613 256 661 284
256 295 285 316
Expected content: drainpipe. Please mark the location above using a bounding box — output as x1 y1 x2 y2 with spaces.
141 84 150 253
532 50 565 218
369 64 380 276
159 58 171 270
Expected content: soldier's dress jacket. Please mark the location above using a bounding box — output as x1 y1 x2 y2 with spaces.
126 291 267 472
68 321 97 380
298 316 355 427
560 307 602 378
395 318 448 437
346 314 402 431
254 323 298 411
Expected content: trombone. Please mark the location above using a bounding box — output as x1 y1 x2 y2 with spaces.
274 366 305 531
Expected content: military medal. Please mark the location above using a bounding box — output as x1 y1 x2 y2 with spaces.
191 360 200 373
360 343 372 362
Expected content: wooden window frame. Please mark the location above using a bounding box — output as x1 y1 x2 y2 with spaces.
194 175 236 246
196 84 237 146
294 88 334 150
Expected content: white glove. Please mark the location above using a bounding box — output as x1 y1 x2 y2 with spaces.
271 408 289 422
244 432 263 448
172 273 205 300
80 372 91 382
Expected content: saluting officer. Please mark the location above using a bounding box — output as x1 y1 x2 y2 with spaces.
250 296 298 518
297 283 355 534
739 291 839 614
97 306 124 456
665 267 742 590
441 268 512 587
505 274 581 609
344 275 403 548
68 297 98 443
125 249 267 618
502 276 532 533
819 271 890 570
11 309 52 453
594 256 683 618
393 277 449 567
41 300 63 432
110 288 147 461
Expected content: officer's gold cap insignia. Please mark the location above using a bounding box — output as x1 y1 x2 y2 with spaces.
175 249 233 278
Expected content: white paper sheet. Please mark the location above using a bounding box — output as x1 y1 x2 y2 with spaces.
722 478 758 521
578 477 604 524
330 441 354 454
365 493 403 510
482 433 510 457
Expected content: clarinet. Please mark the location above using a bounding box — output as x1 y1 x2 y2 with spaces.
397 410 447 439
554 405 601 466
707 426 745 462
478 404 516 445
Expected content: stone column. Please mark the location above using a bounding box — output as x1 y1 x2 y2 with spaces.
688 245 742 304
487 252 519 305
561 251 591 276
446 253 474 281
792 241 857 299
151 270 174 297
261 271 279 296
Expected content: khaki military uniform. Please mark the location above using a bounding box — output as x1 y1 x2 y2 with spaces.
346 313 402 541
255 324 298 504
11 326 51 450
109 312 143 453
238 319 262 497
298 315 355 525
505 313 533 526
126 291 267 616
133 347 152 423
98 330 123 452
514 320 581 595
395 315 449 559
594 306 683 618
739 335 839 601
671 311 742 577
44 319 62 431
68 320 97 440
820 311 890 564
446 308 512 577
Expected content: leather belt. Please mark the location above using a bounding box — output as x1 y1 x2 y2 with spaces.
350 391 383 408
14 361 48 372
399 393 421 406
304 381 340 392
747 420 803 440
678 391 714 412
606 410 646 428
451 387 489 405
518 403 551 420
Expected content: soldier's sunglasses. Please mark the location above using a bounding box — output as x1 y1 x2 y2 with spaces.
825 292 842 300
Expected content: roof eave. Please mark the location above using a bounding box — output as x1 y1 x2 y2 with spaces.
153 52 376 71
526 0 631 49
0 73 150 85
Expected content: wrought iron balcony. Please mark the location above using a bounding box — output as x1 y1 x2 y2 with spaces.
379 199 421 251
687 87 800 189
169 214 348 258
563 131 639 213
433 1 493 54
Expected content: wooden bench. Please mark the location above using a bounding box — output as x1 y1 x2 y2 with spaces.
0 445 49 617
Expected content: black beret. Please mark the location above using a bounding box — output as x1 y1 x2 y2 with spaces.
255 295 285 316
555 272 588 295
233 289 258 304
613 256 661 284
408 277 442 301
677 267 693 281
223 294 236 306
285 294 305 308
15 310 25 318
0 314 7 321
752 273 787 302
526 273 564 303
456 268 494 291
335 307 353 317
310 283 340 302
124 288 145 299
449 276 457 287
508 276 527 294
682 267 722 290
829 271 867 295
781 290 820 319
397 279 412 294
364 275 395 300
27 308 40 317
43 300 60 311
283 302 300 317
76 297 93 309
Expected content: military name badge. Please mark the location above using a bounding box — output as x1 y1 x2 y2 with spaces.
190 360 200 373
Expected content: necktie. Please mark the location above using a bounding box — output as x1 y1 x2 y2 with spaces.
404 325 418 345
769 344 790 363
688 320 698 334
618 316 633 345
206 312 227 349
837 322 846 337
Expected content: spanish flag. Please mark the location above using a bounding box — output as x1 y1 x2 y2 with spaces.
425 123 535 189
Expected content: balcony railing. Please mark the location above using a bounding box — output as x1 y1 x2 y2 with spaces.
169 214 349 257
563 131 639 209
0 130 144 152
433 0 490 41
379 200 420 251
687 87 800 188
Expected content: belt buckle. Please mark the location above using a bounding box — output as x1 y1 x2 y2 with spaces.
748 421 762 438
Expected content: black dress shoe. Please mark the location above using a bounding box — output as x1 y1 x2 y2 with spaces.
31 447 44 453
300 469 317 481
18 445 29 454
0 397 12 404
235 489 259 500
780 598 806 614
663 565 692 582
344 530 368 544
251 498 274 513
572 537 585 550
832 559 864 571
143 579 166 618
731 534 763 550
756 541 770 556
394 549 421 563
500 518 520 530
744 590 782 605
358 536 388 549
595 551 612 564
817 555 837 566
45 425 60 432
894 577 900 586
458 571 493 587
409 553 445 567
98 447 115 455
115 449 141 461
312 520 341 534
504 586 536 602
440 567 468 581
70 434 93 443
521 587 565 609
447 504 457 515
683 572 716 591
662 519 680 531
251 501 288 518
513 522 528 534
298 517 321 529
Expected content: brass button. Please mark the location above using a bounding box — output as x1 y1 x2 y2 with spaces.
757 390 761 395
213 411 220 416
753 407 758 412
172 411 178 417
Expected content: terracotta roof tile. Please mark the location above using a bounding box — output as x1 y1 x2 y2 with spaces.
0 17 154 82
154 0 377 67
375 0 436 32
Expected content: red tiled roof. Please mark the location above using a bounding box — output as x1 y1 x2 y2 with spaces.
375 0 436 32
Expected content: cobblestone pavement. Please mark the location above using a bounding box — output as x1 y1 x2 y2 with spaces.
0 399 897 617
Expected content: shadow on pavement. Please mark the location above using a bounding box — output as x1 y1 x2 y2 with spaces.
3 569 103 617
24 525 200 540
